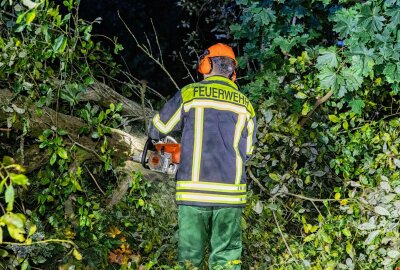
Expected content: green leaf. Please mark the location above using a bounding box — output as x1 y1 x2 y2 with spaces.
53 35 65 53
16 13 26 24
28 224 37 237
341 65 363 92
73 248 83 260
348 99 365 114
317 68 339 90
383 63 400 83
387 250 400 259
57 148 68 159
7 224 25 242
109 103 115 111
346 242 353 257
303 234 315 242
342 228 352 237
316 47 339 69
26 10 36 25
5 185 15 211
343 120 349 130
364 230 380 244
21 259 29 270
269 173 280 181
359 5 385 33
294 92 308 99
2 156 15 166
387 7 400 28
9 173 28 185
50 152 57 165
328 115 340 123
333 8 360 37
254 8 276 25
374 205 390 216
57 129 68 136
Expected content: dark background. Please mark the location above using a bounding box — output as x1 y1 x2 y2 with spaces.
79 0 219 98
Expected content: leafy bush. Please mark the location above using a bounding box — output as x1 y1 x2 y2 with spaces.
2 0 400 269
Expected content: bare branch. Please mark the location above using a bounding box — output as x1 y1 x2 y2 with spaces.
300 90 333 127
117 10 180 90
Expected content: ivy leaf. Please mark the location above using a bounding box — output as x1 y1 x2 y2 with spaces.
383 62 400 83
348 99 365 115
316 47 339 69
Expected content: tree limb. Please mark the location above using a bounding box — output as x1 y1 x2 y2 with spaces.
300 90 333 127
81 81 154 119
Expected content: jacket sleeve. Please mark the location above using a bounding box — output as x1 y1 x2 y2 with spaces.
148 91 183 140
246 116 257 161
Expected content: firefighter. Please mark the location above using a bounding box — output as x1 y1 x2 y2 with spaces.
148 43 256 269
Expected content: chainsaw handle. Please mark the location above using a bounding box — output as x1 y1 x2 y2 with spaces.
141 137 153 169
164 136 178 144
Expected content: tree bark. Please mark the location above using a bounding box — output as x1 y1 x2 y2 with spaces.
81 82 154 119
0 89 162 177
0 88 170 209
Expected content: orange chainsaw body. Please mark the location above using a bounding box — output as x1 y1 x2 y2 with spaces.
154 143 181 164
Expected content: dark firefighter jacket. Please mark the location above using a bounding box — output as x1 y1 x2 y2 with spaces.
148 76 256 207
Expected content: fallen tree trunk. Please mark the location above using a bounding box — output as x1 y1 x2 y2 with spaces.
0 89 164 182
82 81 154 119
1 88 170 208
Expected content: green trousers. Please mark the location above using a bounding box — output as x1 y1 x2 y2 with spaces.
177 205 243 270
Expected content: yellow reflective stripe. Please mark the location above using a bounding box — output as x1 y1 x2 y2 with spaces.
176 181 246 193
152 106 182 133
234 114 246 184
177 181 245 187
246 119 255 155
176 192 246 204
192 107 204 182
184 100 248 116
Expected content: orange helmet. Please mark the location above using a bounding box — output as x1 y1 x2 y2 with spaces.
197 43 237 81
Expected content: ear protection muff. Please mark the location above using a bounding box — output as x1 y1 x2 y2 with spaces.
197 49 212 75
197 43 238 81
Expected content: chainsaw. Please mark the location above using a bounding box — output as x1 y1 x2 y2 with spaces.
137 136 180 175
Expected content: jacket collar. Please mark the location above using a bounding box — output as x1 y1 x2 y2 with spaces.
204 76 238 90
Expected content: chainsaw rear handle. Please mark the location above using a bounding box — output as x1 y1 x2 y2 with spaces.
141 137 154 169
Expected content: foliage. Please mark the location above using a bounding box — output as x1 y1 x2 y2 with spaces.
180 0 400 269
0 0 176 269
2 0 400 269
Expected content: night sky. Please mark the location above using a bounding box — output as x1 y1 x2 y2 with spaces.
79 0 213 97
